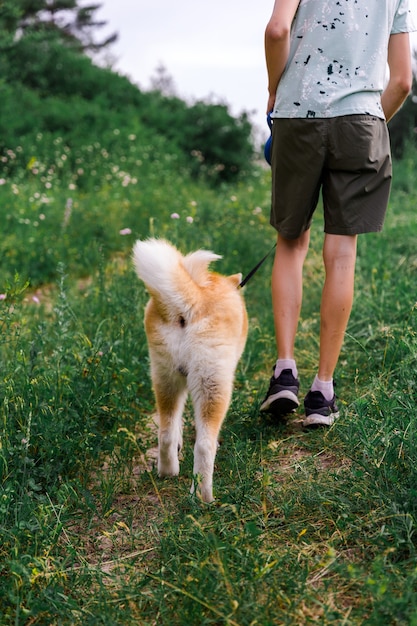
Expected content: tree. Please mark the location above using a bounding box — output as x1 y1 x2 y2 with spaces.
3 0 117 51
149 63 177 97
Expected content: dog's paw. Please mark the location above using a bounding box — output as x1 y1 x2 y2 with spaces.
190 475 214 503
158 457 180 477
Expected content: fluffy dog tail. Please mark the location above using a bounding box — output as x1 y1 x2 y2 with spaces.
132 238 221 312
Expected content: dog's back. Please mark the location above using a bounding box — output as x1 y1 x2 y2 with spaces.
133 237 247 352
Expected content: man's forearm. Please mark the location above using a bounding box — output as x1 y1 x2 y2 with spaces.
265 28 291 100
381 79 412 122
382 32 413 122
264 0 301 112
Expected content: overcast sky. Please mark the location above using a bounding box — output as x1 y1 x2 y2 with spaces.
94 0 271 139
94 1 417 140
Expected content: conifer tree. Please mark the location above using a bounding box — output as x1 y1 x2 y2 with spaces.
1 0 117 50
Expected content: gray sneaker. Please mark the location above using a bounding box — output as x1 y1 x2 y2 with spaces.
303 390 339 427
260 368 300 417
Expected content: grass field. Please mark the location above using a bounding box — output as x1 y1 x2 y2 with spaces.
1 135 417 625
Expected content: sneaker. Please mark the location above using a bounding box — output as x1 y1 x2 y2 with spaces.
260 368 300 417
303 390 339 427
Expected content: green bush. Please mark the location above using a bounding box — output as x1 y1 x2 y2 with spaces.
139 92 254 182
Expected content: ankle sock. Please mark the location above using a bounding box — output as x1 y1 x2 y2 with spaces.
311 375 334 401
274 359 298 379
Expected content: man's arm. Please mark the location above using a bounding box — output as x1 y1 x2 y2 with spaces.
381 32 413 122
265 0 301 113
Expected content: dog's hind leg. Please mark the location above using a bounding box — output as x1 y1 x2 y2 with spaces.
154 376 187 478
189 377 233 503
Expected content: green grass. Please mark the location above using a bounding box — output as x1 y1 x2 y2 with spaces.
1 137 417 625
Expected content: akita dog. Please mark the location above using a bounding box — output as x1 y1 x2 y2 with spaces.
132 238 248 502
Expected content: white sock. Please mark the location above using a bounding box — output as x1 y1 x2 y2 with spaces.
311 375 334 401
274 359 298 379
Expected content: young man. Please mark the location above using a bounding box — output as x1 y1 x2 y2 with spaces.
261 0 415 426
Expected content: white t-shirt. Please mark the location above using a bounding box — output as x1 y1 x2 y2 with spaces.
272 0 416 119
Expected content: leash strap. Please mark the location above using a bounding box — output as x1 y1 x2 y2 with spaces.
239 243 277 289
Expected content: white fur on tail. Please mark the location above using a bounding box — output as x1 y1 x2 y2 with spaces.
132 238 221 304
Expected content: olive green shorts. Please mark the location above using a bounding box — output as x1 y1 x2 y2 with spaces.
270 115 392 239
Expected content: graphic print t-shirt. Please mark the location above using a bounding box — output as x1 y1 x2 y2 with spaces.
272 0 416 119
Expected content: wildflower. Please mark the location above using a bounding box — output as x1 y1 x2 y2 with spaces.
0 294 6 301
189 200 197 207
119 228 132 236
230 195 237 202
186 216 194 224
191 150 204 163
170 213 180 219
252 206 263 215
32 296 40 304
0 179 6 185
